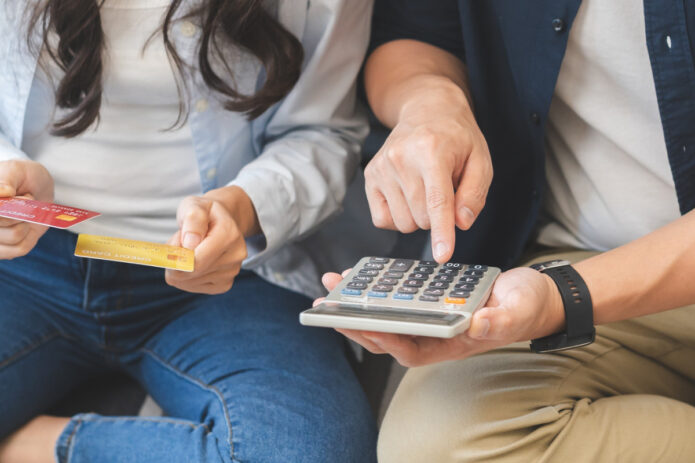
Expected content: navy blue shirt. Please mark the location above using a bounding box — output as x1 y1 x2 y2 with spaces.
372 1 695 269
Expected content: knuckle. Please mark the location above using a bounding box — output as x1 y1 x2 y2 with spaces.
426 187 450 210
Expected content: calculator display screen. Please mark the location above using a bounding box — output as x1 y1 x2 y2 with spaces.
310 303 465 326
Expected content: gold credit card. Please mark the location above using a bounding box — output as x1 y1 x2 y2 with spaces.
74 234 194 272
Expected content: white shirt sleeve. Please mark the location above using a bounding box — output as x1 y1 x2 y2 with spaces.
0 133 29 161
229 0 372 267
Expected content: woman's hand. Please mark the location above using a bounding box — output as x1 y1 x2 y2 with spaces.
316 267 565 367
165 186 257 295
0 160 54 260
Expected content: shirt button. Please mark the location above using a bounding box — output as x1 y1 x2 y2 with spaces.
552 18 565 33
206 168 217 179
195 99 209 113
530 112 541 125
180 21 197 37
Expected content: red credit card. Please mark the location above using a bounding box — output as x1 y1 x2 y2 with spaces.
0 197 100 229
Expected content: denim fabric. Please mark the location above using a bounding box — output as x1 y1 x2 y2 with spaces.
0 229 377 463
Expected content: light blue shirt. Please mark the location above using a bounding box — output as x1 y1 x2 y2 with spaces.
0 0 396 298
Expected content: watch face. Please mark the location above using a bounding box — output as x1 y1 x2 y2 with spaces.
530 259 571 272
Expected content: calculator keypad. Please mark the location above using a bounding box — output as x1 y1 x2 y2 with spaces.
341 257 491 309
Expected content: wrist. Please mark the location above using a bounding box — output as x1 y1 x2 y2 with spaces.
397 75 474 126
203 186 260 238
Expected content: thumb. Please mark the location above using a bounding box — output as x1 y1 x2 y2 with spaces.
0 163 23 198
467 306 511 341
177 197 211 250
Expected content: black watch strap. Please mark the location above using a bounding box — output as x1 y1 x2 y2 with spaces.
530 264 595 353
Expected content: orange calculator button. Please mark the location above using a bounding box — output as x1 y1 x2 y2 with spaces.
445 297 466 305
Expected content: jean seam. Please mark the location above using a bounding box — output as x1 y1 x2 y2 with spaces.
0 331 61 372
63 417 83 463
139 347 237 462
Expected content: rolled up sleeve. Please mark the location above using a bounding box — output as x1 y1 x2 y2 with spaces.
230 0 372 266
371 0 465 58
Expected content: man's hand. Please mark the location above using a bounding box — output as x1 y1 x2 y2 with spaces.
316 268 565 367
0 160 54 260
365 83 492 262
364 40 493 263
165 187 253 295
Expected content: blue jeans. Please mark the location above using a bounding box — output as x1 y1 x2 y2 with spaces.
0 229 376 463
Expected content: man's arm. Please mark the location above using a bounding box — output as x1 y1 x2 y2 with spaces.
318 211 695 367
363 0 492 263
363 39 492 263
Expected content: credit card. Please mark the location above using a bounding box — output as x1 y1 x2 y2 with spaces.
74 234 195 272
0 197 100 229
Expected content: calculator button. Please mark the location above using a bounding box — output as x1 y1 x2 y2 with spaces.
419 295 440 302
403 280 424 288
341 289 362 296
419 260 438 267
463 269 484 277
444 262 463 269
423 289 445 296
397 286 419 294
433 274 454 282
459 276 480 284
445 297 466 305
358 269 379 276
372 284 394 292
438 268 459 276
468 264 488 271
394 293 414 300
378 278 399 286
455 283 475 291
408 273 429 280
352 275 373 283
390 259 414 272
368 291 388 298
364 262 384 270
449 290 471 298
428 281 450 289
347 282 368 290
383 271 405 279
413 266 434 274
369 257 390 263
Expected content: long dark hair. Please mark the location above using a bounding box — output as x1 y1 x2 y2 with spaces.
27 0 304 138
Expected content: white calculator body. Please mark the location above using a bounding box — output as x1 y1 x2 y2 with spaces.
300 257 500 338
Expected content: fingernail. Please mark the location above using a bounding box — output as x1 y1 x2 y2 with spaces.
0 182 12 191
472 318 490 339
434 242 448 261
459 207 476 229
182 232 202 250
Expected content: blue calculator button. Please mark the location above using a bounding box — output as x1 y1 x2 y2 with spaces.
341 289 362 296
393 293 414 300
368 291 388 298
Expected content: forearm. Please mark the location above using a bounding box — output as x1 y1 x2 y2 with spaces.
364 39 473 128
574 210 695 325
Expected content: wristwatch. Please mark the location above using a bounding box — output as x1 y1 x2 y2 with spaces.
529 259 595 353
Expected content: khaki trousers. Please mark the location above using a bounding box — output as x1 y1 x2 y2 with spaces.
378 251 695 462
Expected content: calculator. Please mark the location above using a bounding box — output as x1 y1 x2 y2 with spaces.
300 257 500 338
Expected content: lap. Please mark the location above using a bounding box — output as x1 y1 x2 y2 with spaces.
128 272 377 463
379 303 695 463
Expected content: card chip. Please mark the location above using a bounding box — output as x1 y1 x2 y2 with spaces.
55 214 78 221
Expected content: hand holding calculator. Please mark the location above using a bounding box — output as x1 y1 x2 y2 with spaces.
301 257 500 338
